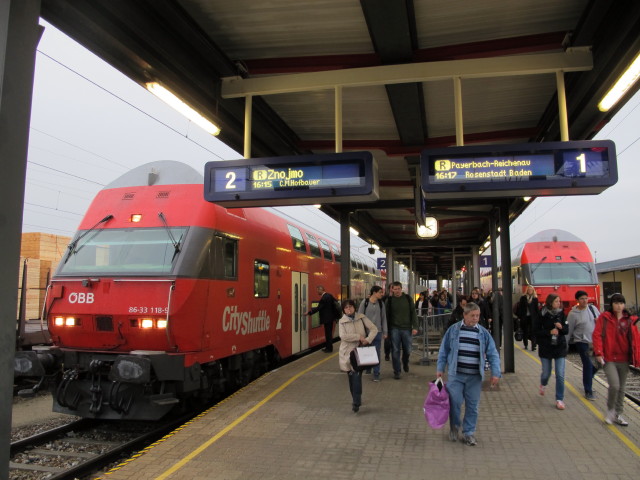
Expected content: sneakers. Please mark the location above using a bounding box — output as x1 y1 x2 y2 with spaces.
463 434 477 446
604 409 616 425
403 362 410 373
556 400 565 410
614 415 629 426
352 404 360 413
449 427 460 442
539 385 546 396
372 374 380 382
585 392 596 401
384 355 390 361
393 372 401 380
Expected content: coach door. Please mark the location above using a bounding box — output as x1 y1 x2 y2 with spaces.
291 272 309 354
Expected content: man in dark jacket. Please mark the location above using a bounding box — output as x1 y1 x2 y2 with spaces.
385 281 418 379
307 285 338 352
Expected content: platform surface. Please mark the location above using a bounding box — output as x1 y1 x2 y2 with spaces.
100 342 640 480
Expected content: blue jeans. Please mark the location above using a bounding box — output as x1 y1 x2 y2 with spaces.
347 371 363 406
369 332 383 376
390 328 412 374
447 373 483 435
575 342 594 395
540 357 565 401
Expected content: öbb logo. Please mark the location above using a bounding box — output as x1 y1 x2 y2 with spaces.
68 292 94 304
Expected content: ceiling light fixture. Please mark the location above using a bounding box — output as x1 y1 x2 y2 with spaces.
598 51 640 112
146 82 221 135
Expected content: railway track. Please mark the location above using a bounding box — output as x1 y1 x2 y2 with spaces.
9 414 192 480
566 352 640 405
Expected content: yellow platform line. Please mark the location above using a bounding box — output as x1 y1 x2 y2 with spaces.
516 343 640 457
154 352 338 480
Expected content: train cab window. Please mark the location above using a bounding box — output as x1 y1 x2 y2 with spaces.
287 225 307 253
306 233 321 257
331 244 341 263
318 239 332 261
254 260 270 297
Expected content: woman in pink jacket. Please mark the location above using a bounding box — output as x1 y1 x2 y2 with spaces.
593 293 640 426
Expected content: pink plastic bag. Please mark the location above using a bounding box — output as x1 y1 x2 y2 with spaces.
423 378 450 429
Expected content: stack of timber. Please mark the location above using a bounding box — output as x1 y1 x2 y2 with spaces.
18 233 70 321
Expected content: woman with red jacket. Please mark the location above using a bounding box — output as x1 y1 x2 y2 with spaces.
592 293 640 426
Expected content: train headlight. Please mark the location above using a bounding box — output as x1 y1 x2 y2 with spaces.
141 318 154 329
54 316 80 326
156 319 167 329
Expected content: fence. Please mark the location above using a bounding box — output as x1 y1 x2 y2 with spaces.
414 312 450 365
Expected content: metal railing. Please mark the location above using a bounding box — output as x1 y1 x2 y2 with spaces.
414 311 450 365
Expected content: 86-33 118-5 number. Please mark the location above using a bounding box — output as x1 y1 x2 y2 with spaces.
128 306 168 314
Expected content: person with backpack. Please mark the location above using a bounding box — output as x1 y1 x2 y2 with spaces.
566 290 600 400
358 285 388 381
307 285 340 353
385 281 418 379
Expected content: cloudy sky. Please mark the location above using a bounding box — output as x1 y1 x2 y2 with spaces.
24 20 640 264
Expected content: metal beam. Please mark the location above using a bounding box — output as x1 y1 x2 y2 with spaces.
222 50 593 98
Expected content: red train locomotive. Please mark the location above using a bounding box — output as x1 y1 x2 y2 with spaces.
15 161 382 420
511 229 600 312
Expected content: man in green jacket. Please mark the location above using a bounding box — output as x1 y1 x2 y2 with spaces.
386 281 418 379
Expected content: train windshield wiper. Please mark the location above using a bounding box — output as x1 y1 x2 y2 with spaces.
570 255 593 273
530 256 547 275
63 214 114 264
157 212 182 261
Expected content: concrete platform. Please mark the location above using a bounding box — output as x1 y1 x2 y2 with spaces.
99 343 640 480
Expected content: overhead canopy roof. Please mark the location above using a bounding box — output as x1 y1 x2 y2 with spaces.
40 0 640 277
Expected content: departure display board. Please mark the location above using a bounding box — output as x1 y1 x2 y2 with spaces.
421 140 617 199
205 151 378 207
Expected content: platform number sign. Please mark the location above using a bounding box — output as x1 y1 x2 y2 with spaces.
377 258 387 270
480 256 492 268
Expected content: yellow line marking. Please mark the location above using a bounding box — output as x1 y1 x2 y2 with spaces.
515 343 640 456
154 352 338 480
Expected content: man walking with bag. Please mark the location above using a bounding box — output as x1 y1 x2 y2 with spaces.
437 302 501 446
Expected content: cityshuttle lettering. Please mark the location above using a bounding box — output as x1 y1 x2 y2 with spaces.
222 306 271 335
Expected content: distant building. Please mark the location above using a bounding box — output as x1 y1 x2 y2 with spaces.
596 256 640 313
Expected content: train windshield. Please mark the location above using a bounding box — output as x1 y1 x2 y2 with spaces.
57 227 187 275
523 262 597 285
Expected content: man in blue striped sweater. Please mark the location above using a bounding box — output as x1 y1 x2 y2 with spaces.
437 302 501 446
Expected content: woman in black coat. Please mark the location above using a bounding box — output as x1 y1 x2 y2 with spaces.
516 285 540 351
535 293 568 410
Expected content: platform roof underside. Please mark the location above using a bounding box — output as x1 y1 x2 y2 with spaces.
40 0 640 277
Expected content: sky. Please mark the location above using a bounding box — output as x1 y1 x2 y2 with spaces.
23 20 640 264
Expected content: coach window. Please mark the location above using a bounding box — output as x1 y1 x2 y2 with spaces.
287 225 307 253
306 233 321 257
254 260 270 297
331 244 341 263
319 238 332 261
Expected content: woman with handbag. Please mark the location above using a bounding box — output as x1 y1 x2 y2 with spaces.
338 299 378 412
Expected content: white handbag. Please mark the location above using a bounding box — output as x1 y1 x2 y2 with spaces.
350 346 380 371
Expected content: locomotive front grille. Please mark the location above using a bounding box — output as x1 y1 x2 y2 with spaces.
96 316 114 331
